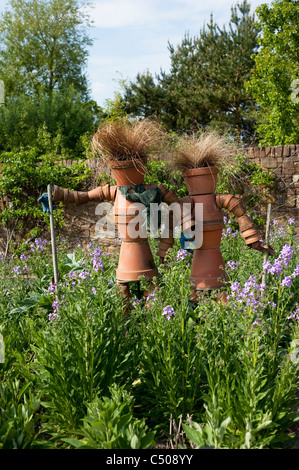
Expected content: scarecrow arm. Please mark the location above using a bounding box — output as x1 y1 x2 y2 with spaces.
51 184 117 205
215 194 274 255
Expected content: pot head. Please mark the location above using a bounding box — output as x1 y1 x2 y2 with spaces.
109 158 147 186
182 166 218 195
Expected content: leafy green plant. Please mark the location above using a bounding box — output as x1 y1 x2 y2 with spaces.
63 384 155 449
31 283 133 433
183 414 231 449
0 379 40 449
144 159 187 198
0 135 91 252
0 217 298 449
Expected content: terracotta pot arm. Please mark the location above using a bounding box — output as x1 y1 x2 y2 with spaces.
215 193 260 245
52 184 117 206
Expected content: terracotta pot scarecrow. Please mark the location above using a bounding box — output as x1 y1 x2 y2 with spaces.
173 133 274 304
49 119 181 310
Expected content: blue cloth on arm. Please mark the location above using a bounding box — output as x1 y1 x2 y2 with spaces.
38 193 56 213
180 231 195 253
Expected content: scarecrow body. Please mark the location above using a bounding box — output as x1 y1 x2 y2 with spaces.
177 166 273 302
51 158 180 303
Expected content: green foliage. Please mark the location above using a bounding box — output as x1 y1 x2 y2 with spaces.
144 158 188 199
0 380 40 449
102 91 129 123
0 88 102 154
0 0 92 99
217 153 275 192
0 219 298 449
246 0 299 145
216 153 275 225
124 1 259 142
0 134 91 241
183 415 231 449
63 385 155 449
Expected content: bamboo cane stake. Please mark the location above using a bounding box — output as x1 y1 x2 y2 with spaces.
47 184 59 290
261 203 272 293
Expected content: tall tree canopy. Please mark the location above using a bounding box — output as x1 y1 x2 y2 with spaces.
246 0 299 145
0 0 93 99
124 1 259 143
0 0 101 155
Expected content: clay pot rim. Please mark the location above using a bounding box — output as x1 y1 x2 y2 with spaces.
182 166 218 177
109 157 147 170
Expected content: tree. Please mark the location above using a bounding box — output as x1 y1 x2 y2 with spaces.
0 88 101 154
0 0 101 155
246 0 299 145
124 1 259 142
0 0 93 99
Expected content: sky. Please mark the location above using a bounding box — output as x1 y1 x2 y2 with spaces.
0 0 268 107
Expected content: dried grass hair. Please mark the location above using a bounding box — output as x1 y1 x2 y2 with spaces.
173 132 234 171
91 118 165 163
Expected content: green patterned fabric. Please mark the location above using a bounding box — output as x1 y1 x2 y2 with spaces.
118 184 162 229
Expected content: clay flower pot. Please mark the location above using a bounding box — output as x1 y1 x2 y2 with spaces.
109 158 158 283
109 157 147 186
181 166 227 299
182 166 218 195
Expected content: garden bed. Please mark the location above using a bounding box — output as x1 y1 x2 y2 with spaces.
0 217 298 449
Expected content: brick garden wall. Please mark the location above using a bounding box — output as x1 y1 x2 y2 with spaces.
240 144 299 221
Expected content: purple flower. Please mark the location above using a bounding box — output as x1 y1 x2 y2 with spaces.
34 238 47 251
230 275 266 313
281 276 293 287
176 249 188 261
132 298 142 307
92 258 104 273
287 305 299 322
292 264 299 278
20 254 27 261
69 271 76 279
11 265 21 275
264 244 293 275
49 311 58 321
288 217 295 225
280 245 293 267
226 260 240 270
162 305 175 320
90 248 104 273
52 300 61 310
48 284 56 293
146 292 156 303
231 281 241 293
78 271 91 280
92 287 97 295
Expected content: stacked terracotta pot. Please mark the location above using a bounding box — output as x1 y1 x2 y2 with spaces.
181 166 260 302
